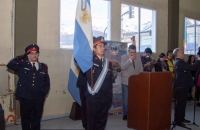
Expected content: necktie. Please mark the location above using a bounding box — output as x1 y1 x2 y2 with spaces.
100 58 103 67
33 63 36 72
132 60 135 69
101 58 103 67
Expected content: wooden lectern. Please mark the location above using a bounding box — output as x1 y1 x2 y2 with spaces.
128 72 172 130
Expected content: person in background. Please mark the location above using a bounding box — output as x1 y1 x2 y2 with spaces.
131 35 136 46
187 55 195 101
7 44 50 130
173 48 200 127
166 50 175 75
155 53 169 72
166 50 175 102
141 47 156 72
121 45 143 120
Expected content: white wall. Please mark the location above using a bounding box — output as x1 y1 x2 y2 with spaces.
0 0 15 122
37 0 74 118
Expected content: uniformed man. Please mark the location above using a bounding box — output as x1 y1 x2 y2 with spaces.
85 36 113 130
7 44 50 130
173 48 200 127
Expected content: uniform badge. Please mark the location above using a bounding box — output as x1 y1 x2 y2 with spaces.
40 72 46 74
24 68 30 70
94 63 99 67
80 0 90 23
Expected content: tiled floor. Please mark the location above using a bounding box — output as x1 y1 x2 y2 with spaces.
5 101 200 130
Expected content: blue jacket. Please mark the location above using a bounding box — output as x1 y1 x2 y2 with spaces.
7 57 50 100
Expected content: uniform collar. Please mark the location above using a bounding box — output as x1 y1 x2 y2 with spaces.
96 55 104 60
29 61 39 70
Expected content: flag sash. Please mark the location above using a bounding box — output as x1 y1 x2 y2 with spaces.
87 59 108 95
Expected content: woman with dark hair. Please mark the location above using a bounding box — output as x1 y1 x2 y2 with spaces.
155 53 169 72
187 55 195 101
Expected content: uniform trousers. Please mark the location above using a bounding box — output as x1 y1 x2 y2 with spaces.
174 87 189 122
20 98 45 130
86 97 110 130
79 86 87 130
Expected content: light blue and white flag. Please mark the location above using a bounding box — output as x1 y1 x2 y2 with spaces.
74 0 93 73
68 0 93 105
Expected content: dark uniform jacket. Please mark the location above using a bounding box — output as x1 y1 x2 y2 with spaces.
174 58 200 88
7 57 50 100
85 54 113 104
76 70 87 87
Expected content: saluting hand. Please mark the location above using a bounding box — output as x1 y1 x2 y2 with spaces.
17 51 31 59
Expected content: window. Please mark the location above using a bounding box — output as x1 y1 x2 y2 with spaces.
60 0 110 49
121 4 156 52
184 17 200 54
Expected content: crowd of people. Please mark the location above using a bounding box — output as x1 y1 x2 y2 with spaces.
120 43 200 127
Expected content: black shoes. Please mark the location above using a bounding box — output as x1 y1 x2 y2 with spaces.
123 115 127 120
175 121 186 127
187 97 194 101
174 119 190 127
182 118 191 123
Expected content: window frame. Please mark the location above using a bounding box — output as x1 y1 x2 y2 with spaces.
121 2 157 53
184 17 200 54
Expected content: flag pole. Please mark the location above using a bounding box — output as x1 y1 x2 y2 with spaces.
90 68 93 89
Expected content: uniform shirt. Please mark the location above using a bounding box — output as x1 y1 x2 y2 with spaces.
96 55 104 67
30 61 39 70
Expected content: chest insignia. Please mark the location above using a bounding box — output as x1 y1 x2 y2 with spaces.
24 68 30 70
94 63 99 67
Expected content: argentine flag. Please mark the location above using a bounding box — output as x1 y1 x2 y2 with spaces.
68 0 93 105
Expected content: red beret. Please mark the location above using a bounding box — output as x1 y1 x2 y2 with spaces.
25 44 39 53
93 36 107 46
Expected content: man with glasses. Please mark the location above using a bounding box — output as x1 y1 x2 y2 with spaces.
121 45 143 120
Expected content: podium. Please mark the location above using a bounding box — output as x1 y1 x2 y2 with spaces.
128 72 172 130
